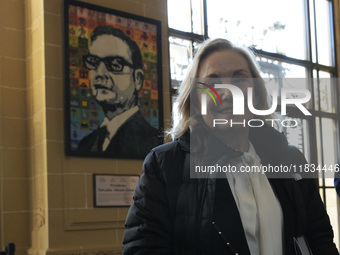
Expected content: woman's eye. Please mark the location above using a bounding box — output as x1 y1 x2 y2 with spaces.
207 79 222 88
232 77 250 85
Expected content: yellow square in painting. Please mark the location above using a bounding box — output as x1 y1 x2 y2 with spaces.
151 90 158 100
69 36 78 48
81 101 88 107
69 25 77 36
143 80 152 90
79 79 90 89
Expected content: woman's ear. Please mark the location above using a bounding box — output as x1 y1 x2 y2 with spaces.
134 69 144 91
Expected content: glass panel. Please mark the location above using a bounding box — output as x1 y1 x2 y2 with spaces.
315 0 334 66
322 118 337 184
326 189 339 249
284 118 309 162
207 0 307 59
192 0 203 35
169 37 193 89
302 119 310 163
313 69 319 111
310 0 317 63
259 59 310 111
168 0 192 32
316 117 323 187
257 58 307 78
319 71 335 113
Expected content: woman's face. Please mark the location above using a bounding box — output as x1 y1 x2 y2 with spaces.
197 49 257 131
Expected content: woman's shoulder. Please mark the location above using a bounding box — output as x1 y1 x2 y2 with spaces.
286 145 308 164
141 133 189 183
149 131 190 157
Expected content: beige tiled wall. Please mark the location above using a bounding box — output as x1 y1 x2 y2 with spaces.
0 0 30 255
0 0 170 254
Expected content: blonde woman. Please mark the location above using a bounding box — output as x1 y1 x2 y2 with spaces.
123 38 338 255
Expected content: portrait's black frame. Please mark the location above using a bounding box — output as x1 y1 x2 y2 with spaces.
63 0 163 159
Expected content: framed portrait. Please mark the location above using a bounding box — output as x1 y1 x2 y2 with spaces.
63 0 163 159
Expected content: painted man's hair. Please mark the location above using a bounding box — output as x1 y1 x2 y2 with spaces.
90 25 143 70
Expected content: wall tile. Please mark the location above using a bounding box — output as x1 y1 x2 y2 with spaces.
2 29 25 59
45 45 62 78
0 26 3 57
132 0 166 11
1 118 28 148
46 108 63 141
26 83 34 116
49 209 118 248
64 157 118 173
0 58 26 89
2 179 30 212
64 173 86 208
44 12 62 46
0 0 25 31
44 0 62 15
144 6 168 22
1 148 29 178
0 87 27 118
85 174 93 209
46 141 64 174
116 228 124 243
2 212 30 253
115 159 143 175
88 0 145 17
45 77 63 109
48 174 64 209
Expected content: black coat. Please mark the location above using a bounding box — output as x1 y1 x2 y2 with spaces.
123 125 339 255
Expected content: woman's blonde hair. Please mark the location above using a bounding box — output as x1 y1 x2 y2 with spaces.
168 38 271 140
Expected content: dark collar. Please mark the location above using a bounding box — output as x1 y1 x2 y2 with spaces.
249 124 288 165
177 124 288 159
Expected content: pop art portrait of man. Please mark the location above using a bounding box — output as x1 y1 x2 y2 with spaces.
66 3 162 159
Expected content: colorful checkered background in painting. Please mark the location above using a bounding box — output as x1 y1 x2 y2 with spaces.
67 4 160 151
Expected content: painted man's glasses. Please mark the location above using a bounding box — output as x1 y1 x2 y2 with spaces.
82 54 133 73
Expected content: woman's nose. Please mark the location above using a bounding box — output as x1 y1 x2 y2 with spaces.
217 87 233 102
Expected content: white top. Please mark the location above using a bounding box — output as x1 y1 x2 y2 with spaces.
226 143 283 255
100 106 138 151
